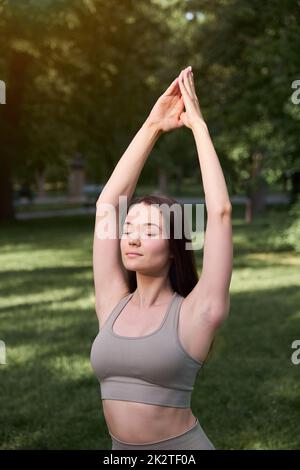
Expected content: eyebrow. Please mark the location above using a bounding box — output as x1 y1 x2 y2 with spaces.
124 221 161 229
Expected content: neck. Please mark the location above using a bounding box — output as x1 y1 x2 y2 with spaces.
132 277 174 308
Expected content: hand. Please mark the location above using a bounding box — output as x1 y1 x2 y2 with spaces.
146 75 185 133
178 66 205 130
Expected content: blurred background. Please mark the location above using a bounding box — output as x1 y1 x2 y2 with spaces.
0 0 299 450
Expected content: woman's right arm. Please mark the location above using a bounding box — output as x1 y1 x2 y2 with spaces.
93 119 161 320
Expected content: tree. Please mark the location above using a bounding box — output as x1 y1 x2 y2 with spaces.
187 0 300 219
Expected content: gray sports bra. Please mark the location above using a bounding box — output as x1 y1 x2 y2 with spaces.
90 291 203 408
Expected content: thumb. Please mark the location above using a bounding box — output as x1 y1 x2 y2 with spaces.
179 111 187 126
163 77 179 96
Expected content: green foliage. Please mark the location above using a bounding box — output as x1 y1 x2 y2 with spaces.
191 0 300 194
0 0 299 211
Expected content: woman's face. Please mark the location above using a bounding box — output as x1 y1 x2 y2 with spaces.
120 203 172 274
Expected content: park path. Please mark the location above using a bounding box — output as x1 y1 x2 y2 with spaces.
15 194 289 220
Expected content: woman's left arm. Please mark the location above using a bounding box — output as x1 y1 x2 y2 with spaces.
178 67 233 328
191 120 233 327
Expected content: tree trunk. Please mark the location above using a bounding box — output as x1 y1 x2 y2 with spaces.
290 170 300 204
245 198 252 224
0 150 14 221
244 152 266 223
175 166 183 196
0 51 31 222
157 167 168 194
36 168 46 199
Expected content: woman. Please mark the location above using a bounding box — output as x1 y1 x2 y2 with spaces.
90 66 233 450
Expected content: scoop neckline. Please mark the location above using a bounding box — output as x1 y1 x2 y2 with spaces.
110 291 178 340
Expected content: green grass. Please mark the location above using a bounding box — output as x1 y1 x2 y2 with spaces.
0 207 299 449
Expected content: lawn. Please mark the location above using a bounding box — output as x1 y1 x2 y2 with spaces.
0 206 299 449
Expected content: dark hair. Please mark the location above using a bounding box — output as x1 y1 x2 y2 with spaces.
122 192 215 365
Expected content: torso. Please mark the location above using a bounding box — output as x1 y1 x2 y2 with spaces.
98 290 215 444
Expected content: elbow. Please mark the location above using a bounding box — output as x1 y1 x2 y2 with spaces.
220 202 232 217
208 201 232 218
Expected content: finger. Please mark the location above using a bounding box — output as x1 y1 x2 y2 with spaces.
163 77 179 96
178 111 187 128
178 69 191 104
187 70 197 100
175 95 185 113
178 71 190 103
183 69 194 100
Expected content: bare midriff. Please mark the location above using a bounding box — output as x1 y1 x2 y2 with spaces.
103 399 197 444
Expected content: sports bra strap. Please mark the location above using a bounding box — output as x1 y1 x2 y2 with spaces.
100 293 133 331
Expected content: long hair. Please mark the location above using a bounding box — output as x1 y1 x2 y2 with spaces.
122 192 215 365
124 192 198 297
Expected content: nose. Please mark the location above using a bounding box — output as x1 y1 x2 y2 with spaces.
129 234 141 245
127 230 142 245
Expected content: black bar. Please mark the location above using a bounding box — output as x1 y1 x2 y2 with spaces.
0 450 299 467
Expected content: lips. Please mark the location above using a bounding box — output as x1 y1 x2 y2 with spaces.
126 252 143 256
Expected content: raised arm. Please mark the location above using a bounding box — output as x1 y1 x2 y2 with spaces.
178 67 233 329
93 120 161 320
93 75 185 323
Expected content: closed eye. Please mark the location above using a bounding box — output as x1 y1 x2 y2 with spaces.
123 231 157 237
